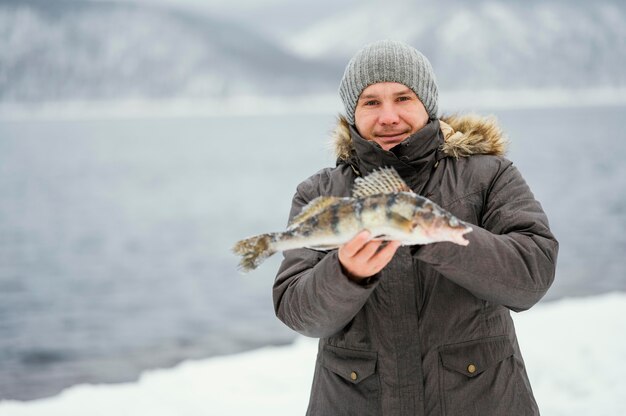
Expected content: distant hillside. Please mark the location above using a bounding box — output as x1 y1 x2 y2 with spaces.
0 0 338 102
0 0 625 103
282 0 626 90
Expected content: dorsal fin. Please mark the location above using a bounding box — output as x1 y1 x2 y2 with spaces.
352 167 413 198
288 196 340 228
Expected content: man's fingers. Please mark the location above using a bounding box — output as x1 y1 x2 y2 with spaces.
338 233 401 280
341 230 371 257
373 241 401 264
354 239 383 260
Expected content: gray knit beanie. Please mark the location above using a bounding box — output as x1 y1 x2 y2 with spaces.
339 40 439 125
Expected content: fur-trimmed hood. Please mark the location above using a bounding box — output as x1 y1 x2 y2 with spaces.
332 114 508 162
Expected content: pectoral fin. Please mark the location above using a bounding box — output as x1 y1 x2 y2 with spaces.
389 212 415 232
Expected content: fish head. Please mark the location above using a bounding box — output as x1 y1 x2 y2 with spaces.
410 202 473 246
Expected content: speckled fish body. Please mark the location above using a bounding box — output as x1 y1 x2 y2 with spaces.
281 192 468 249
233 167 472 272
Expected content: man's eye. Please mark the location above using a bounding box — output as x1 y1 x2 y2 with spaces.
397 96 411 102
363 100 378 106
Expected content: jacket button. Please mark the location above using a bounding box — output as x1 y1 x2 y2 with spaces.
467 364 477 374
350 371 358 381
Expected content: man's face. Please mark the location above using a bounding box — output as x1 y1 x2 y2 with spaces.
354 82 429 151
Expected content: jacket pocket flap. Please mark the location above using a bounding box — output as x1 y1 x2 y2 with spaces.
321 344 377 385
439 336 514 378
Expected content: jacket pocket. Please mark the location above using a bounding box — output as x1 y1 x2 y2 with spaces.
439 336 538 416
307 344 380 416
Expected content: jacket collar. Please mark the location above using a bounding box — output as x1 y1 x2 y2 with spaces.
332 113 509 168
349 119 443 192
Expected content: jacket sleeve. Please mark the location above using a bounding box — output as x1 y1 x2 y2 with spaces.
272 173 379 338
414 161 559 312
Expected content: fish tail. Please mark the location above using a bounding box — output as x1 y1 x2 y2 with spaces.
232 233 277 272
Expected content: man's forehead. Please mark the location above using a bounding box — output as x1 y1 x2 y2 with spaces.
359 83 415 99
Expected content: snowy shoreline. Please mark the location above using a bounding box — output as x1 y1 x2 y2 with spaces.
1 293 624 416
1 88 625 121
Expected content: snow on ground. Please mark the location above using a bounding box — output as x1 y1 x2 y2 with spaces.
1 293 624 416
514 293 626 416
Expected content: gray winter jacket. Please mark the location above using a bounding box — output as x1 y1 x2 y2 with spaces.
273 115 559 416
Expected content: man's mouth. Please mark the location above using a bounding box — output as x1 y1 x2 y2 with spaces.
376 132 407 140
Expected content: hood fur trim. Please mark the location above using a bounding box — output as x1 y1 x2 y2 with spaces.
332 113 508 161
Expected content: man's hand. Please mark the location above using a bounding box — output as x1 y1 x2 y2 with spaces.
338 230 401 282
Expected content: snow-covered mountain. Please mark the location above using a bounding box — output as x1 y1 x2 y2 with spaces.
1 0 625 102
0 0 339 102
282 0 626 90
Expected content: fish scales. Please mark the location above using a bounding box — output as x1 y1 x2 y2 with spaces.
233 167 473 272
279 193 440 250
278 195 399 250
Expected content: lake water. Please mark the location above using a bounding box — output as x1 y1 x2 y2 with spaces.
1 106 625 401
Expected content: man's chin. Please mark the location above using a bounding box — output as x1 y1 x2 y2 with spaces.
374 134 408 150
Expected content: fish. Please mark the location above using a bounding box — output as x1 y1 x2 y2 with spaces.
233 167 472 272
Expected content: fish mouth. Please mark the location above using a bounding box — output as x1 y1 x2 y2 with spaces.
452 225 473 246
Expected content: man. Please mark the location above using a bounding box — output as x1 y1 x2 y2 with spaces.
273 40 558 415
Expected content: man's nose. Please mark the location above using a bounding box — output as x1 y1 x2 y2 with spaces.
378 103 400 125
